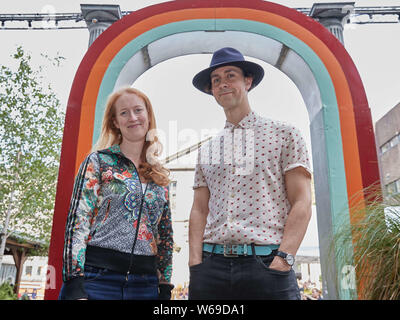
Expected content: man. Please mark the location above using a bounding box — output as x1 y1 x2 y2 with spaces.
188 47 312 300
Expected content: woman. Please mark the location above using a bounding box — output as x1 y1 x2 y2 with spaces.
59 87 173 300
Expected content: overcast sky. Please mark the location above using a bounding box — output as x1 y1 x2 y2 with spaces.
1 0 399 158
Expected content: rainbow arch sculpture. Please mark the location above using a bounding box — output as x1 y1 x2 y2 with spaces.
45 0 380 300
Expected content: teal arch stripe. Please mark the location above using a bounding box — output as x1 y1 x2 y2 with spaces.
93 18 350 232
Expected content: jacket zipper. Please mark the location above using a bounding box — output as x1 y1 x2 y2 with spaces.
125 161 148 281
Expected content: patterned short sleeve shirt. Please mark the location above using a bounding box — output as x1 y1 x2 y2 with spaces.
193 111 311 245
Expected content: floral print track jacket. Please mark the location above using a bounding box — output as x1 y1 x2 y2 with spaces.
62 145 173 291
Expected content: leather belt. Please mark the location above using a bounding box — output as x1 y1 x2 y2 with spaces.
203 243 279 257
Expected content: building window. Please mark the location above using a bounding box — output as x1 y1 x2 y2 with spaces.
381 142 390 154
169 181 177 213
25 266 32 276
386 178 400 196
390 135 399 147
381 133 400 154
37 266 42 276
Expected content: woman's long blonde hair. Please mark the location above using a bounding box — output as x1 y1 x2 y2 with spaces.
93 87 170 186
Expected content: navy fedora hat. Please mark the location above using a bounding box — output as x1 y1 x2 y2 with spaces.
192 47 264 95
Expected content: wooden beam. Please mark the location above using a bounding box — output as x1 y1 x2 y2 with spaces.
6 238 36 249
10 247 27 295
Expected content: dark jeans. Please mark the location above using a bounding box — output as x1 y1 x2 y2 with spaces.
59 266 159 300
189 251 300 300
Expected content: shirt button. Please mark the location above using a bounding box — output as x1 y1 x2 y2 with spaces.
230 193 235 198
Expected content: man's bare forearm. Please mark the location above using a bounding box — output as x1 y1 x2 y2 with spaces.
188 208 208 266
188 187 210 267
269 167 312 271
280 167 312 255
278 199 312 256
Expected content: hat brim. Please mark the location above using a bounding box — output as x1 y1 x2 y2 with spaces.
192 60 264 95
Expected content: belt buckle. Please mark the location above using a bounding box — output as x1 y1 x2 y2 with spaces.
223 244 239 257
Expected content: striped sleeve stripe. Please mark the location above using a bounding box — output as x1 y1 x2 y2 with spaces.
62 154 92 281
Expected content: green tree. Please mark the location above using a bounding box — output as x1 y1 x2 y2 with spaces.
0 281 18 300
0 47 65 268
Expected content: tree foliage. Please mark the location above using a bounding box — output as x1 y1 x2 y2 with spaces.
333 185 400 300
0 281 18 300
0 46 65 248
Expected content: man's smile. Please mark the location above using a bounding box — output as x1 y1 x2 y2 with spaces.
219 91 233 97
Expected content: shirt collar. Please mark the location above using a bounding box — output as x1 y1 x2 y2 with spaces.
98 144 124 156
224 110 259 130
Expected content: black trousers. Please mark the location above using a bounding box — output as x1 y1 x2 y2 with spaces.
188 248 301 300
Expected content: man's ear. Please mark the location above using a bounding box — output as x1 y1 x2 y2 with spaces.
245 76 253 91
204 83 212 94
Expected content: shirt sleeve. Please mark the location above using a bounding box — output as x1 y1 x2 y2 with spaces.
193 148 208 189
281 126 312 176
61 152 100 299
156 188 173 283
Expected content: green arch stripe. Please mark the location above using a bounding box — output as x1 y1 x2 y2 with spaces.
93 18 350 240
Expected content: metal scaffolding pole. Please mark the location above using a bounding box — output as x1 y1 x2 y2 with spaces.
1 6 399 30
